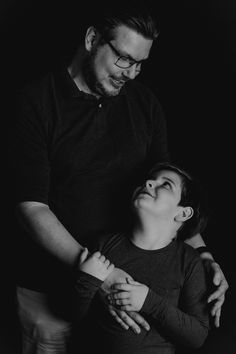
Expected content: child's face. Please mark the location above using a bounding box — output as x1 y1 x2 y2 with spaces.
133 169 184 220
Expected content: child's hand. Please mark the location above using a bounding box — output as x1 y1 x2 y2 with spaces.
108 278 149 312
79 248 114 281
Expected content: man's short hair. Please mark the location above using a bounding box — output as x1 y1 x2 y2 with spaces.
148 162 209 240
91 2 159 41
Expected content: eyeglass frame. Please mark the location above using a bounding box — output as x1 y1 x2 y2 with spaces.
103 37 143 71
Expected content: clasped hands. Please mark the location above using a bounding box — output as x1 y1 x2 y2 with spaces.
79 249 150 333
79 249 229 333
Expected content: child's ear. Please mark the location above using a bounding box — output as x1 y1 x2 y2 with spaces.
175 206 194 222
85 26 99 51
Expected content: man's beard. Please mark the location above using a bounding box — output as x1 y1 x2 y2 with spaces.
82 50 123 98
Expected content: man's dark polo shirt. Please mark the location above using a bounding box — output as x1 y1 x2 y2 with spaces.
11 66 169 291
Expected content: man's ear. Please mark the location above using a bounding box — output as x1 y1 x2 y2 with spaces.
175 206 194 222
85 26 99 51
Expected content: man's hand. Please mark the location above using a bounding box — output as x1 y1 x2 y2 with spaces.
108 305 150 334
101 268 150 333
78 248 114 281
206 261 229 327
202 258 229 327
108 278 149 312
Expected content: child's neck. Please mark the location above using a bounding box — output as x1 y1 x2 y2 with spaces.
131 218 176 250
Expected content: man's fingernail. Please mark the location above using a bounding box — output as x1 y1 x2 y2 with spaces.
135 328 140 334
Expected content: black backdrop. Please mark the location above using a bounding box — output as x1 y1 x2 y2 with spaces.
1 1 235 352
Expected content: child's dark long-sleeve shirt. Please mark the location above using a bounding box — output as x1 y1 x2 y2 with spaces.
75 234 209 354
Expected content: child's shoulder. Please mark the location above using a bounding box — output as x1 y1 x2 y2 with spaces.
176 240 202 264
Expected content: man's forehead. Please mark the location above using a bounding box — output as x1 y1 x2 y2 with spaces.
112 25 153 60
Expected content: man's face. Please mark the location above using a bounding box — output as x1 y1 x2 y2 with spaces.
84 25 153 97
133 170 184 220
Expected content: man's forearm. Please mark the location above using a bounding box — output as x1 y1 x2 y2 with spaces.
184 233 214 261
184 233 206 248
16 201 84 267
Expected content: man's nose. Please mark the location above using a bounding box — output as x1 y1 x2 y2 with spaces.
123 65 138 80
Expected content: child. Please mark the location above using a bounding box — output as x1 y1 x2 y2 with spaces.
74 162 210 353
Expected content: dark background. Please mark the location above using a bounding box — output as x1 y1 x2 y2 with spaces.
0 0 235 352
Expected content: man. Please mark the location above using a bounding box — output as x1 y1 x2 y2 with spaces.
10 4 228 353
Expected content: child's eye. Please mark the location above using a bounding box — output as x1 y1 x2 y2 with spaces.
163 182 171 189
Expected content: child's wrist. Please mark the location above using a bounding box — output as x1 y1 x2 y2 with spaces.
76 270 103 288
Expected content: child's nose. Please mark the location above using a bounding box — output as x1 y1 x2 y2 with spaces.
146 180 155 189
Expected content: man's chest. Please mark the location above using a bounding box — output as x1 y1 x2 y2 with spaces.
48 99 151 175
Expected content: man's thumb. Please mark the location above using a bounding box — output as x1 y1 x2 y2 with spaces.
79 247 88 264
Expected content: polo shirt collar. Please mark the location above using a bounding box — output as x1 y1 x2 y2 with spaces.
56 64 126 101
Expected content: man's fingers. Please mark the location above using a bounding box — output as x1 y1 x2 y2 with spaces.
213 272 221 286
108 306 129 330
211 296 225 316
211 262 229 290
117 312 141 334
128 311 150 331
208 293 224 328
213 307 221 328
208 287 226 303
108 306 141 334
211 262 221 286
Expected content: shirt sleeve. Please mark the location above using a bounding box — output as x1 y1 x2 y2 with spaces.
10 91 50 205
141 257 209 349
75 271 103 321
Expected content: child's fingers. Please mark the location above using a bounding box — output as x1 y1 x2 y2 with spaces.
108 291 129 301
108 263 115 271
99 254 106 262
126 278 141 285
115 298 130 306
104 259 110 267
93 251 102 258
111 283 132 291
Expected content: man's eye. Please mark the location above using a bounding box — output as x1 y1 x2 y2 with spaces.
120 56 133 64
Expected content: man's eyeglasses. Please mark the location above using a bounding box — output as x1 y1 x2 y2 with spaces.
105 39 143 71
